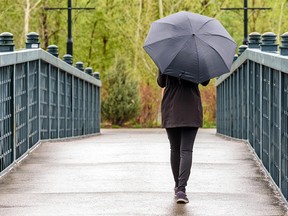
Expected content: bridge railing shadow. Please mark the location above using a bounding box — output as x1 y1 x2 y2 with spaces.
216 32 288 200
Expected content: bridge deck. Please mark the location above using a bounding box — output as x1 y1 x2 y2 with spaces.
0 129 287 216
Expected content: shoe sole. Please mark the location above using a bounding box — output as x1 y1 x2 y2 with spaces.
176 198 189 204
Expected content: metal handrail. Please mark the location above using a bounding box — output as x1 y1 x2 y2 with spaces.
216 47 288 200
0 48 101 175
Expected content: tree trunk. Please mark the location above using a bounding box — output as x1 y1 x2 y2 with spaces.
23 0 42 46
40 0 49 49
251 0 256 32
87 20 98 67
277 1 285 41
24 0 30 38
133 0 143 73
158 0 163 18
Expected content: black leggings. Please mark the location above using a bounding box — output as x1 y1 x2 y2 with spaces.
166 127 198 192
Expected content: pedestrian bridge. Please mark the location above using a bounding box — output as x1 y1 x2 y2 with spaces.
0 32 288 215
0 129 287 216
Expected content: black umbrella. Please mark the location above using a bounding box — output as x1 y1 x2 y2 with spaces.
143 11 237 83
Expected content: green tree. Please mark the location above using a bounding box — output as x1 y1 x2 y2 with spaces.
101 57 140 126
0 0 285 127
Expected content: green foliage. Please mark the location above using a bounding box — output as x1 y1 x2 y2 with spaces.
200 79 217 128
101 57 140 126
138 78 162 127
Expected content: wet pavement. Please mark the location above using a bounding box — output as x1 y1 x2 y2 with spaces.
0 128 287 216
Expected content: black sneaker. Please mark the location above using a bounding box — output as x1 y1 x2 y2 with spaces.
176 191 189 204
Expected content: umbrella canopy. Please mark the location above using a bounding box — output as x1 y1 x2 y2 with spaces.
143 11 237 83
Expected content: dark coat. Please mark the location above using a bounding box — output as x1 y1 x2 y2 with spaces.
157 71 209 128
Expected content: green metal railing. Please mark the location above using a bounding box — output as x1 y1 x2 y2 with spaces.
0 48 101 175
216 32 288 200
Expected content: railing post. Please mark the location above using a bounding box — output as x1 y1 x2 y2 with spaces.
229 76 232 136
57 68 60 139
26 62 30 152
71 76 75 137
238 45 248 56
246 60 250 140
85 67 93 76
26 32 40 49
75 62 84 71
64 72 67 138
227 79 229 135
280 32 288 56
38 60 41 144
259 64 263 160
0 32 15 52
260 32 278 53
268 68 272 172
12 65 16 163
48 64 51 139
83 82 85 134
278 70 282 191
47 45 59 57
252 61 255 148
93 72 100 80
236 68 240 138
63 54 73 65
248 32 261 49
240 64 244 139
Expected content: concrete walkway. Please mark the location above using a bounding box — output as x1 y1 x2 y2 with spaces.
0 129 287 216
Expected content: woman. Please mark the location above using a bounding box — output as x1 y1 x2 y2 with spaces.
157 71 209 204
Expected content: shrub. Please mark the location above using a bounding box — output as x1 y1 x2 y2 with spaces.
101 57 140 126
200 79 216 128
137 80 161 127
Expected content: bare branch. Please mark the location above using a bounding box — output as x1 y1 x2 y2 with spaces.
30 0 42 11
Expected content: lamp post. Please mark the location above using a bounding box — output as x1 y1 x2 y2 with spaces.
221 0 271 45
243 0 248 45
67 0 73 55
45 0 95 56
